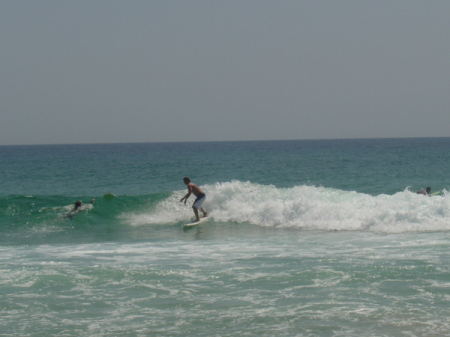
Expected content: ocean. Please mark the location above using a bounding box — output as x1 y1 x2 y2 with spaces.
1 138 450 336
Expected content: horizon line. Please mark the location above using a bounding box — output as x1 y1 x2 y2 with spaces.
1 136 449 147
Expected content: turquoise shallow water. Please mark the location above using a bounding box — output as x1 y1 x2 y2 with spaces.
1 138 450 336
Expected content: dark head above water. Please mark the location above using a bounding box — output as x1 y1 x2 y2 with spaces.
416 187 431 195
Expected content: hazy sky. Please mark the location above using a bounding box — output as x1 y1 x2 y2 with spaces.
1 1 450 145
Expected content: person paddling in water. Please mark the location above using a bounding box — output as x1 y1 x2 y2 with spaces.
65 199 95 219
180 177 207 222
416 187 431 196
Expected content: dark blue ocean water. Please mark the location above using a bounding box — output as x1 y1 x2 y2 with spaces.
1 138 450 336
2 138 449 197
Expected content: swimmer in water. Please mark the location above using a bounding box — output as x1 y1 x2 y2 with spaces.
416 187 431 196
65 199 95 219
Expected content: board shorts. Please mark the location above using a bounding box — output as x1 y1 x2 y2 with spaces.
193 193 206 209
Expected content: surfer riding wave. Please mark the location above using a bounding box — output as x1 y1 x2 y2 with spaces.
180 177 207 222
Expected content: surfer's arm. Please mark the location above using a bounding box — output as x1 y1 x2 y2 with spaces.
180 187 192 204
180 192 191 203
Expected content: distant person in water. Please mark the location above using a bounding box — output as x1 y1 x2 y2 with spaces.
180 177 207 222
73 200 82 210
65 199 95 219
416 187 431 195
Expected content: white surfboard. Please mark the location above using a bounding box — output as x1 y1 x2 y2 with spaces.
182 217 208 229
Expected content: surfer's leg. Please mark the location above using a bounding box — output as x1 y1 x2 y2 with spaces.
200 207 207 217
192 194 206 221
192 206 200 222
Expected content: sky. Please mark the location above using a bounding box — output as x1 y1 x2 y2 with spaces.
1 0 450 145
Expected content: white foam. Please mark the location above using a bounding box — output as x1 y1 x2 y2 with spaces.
120 192 194 226
123 181 450 233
